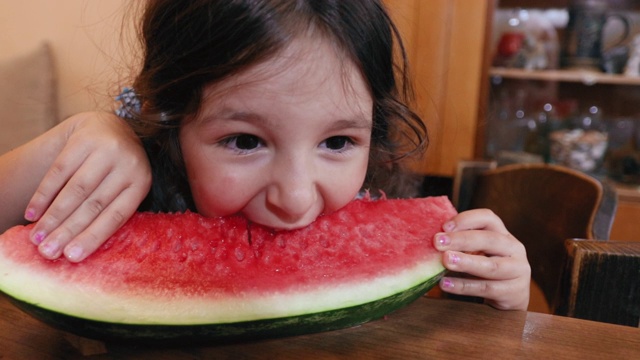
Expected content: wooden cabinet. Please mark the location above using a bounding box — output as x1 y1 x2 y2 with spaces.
385 0 493 176
484 1 640 241
387 0 639 240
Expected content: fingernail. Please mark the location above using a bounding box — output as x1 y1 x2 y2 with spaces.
32 231 46 245
24 208 36 221
437 234 450 246
65 246 84 262
442 278 454 289
40 241 60 258
443 221 455 232
448 252 461 264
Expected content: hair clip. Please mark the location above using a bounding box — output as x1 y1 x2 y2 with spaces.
115 87 141 120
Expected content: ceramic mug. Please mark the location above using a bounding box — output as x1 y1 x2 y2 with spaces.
561 0 630 70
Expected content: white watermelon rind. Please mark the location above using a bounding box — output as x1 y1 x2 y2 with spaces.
0 257 443 325
4 268 445 344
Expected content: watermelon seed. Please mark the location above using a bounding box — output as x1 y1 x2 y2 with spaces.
235 247 245 262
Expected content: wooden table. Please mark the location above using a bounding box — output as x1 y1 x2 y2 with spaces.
1 294 638 359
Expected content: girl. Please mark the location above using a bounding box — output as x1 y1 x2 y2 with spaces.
0 0 530 311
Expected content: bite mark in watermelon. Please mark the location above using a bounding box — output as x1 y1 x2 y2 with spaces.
0 196 456 343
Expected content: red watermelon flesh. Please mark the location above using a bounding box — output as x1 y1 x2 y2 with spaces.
0 196 455 332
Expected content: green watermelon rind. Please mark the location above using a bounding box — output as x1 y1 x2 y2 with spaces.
6 269 444 345
0 257 444 325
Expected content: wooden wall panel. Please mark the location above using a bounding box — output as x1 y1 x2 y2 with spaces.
611 202 640 242
386 0 491 176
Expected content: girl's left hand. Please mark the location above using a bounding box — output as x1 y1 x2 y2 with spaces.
433 208 531 310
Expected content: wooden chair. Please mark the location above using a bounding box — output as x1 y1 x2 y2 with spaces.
452 161 639 327
558 239 640 327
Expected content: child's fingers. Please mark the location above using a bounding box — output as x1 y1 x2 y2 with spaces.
35 152 151 261
435 229 526 258
444 208 509 234
439 276 530 311
62 186 146 262
441 250 530 281
35 171 127 260
25 145 91 223
28 154 112 247
434 208 531 311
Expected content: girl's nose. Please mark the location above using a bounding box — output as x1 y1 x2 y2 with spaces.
266 156 318 224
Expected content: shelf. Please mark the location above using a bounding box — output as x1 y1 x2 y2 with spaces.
490 67 640 86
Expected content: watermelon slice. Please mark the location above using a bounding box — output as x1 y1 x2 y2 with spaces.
0 196 455 344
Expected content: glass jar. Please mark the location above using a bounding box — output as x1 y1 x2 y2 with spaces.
549 105 608 174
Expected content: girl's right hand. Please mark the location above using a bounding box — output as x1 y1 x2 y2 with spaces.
26 112 151 262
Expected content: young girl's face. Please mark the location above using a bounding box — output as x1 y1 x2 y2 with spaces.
179 36 373 229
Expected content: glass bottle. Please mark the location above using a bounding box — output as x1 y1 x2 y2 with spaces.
525 102 559 162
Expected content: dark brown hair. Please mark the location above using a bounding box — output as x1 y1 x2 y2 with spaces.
127 0 427 212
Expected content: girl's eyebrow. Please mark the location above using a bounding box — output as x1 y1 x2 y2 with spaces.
326 117 373 131
197 110 263 126
200 109 372 130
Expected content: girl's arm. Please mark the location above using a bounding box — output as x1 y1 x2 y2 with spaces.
0 112 151 262
433 209 531 311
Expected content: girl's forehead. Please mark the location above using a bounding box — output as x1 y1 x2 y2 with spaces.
193 36 373 126
206 35 367 98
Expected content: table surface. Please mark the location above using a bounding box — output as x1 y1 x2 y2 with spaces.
1 294 639 359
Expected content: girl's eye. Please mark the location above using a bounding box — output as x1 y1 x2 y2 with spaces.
322 136 354 151
221 134 263 151
235 134 261 150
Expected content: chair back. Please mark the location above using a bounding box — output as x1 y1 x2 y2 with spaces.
455 162 618 311
559 239 640 327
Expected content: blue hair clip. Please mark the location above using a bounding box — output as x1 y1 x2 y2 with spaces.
115 87 141 120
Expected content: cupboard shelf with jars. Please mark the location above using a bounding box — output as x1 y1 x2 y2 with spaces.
386 0 639 240
481 0 640 241
490 67 640 85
